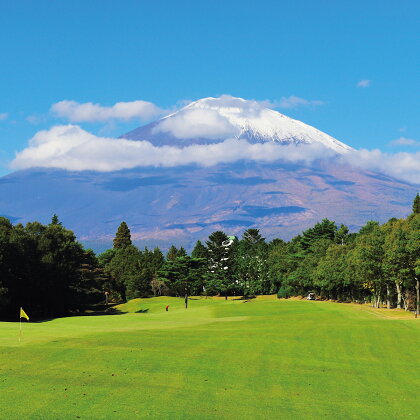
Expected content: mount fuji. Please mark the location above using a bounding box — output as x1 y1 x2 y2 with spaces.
121 96 353 154
1 96 417 251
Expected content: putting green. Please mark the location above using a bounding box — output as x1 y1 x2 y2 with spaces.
0 297 418 419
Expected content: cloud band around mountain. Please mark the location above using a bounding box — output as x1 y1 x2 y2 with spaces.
51 100 167 123
155 107 238 139
10 125 420 184
11 125 336 171
49 94 324 128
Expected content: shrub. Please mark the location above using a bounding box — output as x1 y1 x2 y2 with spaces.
277 285 296 299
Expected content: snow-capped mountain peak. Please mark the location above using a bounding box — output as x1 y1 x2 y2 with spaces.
122 95 353 154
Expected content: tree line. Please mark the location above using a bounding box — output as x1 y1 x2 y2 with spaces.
0 215 108 319
0 195 419 318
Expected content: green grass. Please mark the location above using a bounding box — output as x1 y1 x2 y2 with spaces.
0 296 419 419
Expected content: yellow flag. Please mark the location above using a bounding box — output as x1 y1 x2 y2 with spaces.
20 307 29 321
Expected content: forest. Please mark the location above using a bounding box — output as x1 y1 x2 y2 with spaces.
0 195 419 319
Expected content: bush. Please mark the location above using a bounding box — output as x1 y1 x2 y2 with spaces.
277 285 296 299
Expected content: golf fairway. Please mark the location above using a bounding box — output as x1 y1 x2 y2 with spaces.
0 297 418 419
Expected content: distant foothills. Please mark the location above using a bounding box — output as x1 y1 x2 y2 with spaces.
0 194 419 320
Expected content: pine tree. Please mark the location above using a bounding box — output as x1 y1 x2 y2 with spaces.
178 246 187 257
206 231 234 299
106 245 140 300
413 193 420 214
113 221 132 249
299 219 337 251
242 229 265 244
166 245 179 261
191 240 208 259
50 214 62 225
206 231 230 266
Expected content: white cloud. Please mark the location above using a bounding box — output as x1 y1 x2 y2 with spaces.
342 149 420 184
26 115 39 124
26 114 49 125
152 94 325 139
11 124 335 172
357 79 371 88
154 108 238 139
0 113 8 121
51 100 167 123
271 96 324 109
10 125 420 185
389 137 419 147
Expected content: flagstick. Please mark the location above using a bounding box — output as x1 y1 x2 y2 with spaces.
19 315 22 343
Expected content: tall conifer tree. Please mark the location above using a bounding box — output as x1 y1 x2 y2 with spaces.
192 240 208 259
413 193 420 214
166 245 179 261
113 221 132 249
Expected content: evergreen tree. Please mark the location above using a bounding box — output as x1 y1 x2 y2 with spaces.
413 193 420 214
71 249 106 307
178 246 187 257
50 214 62 226
206 231 235 298
191 240 208 259
269 238 285 248
299 219 337 251
206 231 230 262
2 203 420 318
150 247 165 273
158 257 188 296
0 217 16 313
242 228 265 245
0 218 89 318
135 247 165 297
113 221 132 249
98 248 116 267
158 255 207 306
287 238 332 295
167 245 179 261
105 245 141 300
235 229 268 295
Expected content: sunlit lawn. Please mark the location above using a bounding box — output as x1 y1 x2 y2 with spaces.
0 296 418 419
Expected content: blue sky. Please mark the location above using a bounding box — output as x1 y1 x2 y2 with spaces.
0 0 419 176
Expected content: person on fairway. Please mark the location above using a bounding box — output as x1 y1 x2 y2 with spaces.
165 305 169 311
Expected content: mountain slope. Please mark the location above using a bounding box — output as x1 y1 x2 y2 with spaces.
0 161 415 250
1 96 415 250
121 96 353 154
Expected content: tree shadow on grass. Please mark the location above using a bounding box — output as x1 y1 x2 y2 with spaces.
233 295 256 301
80 307 128 316
0 317 57 323
135 309 149 313
0 305 127 323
